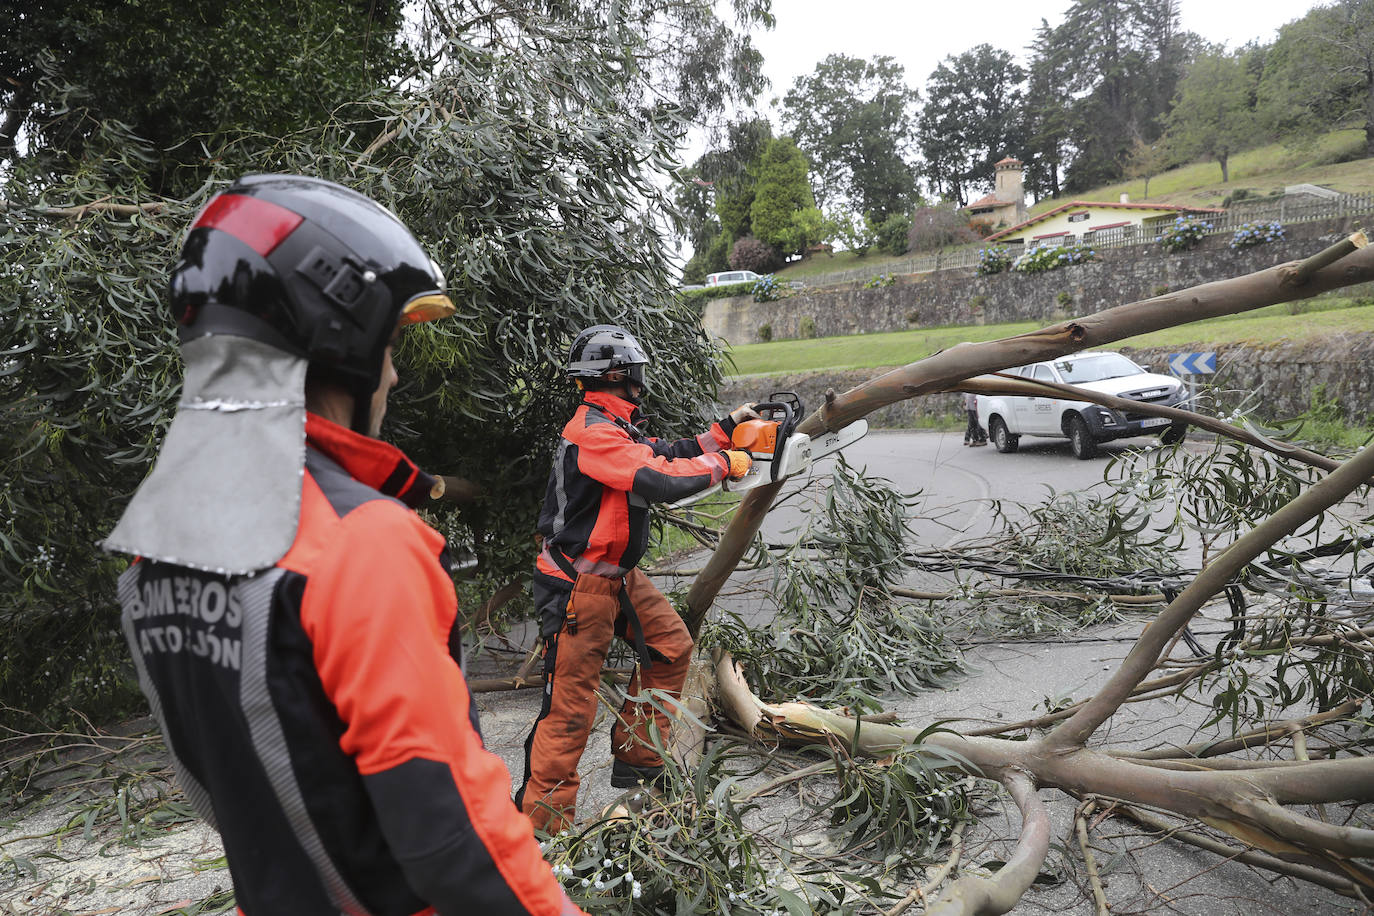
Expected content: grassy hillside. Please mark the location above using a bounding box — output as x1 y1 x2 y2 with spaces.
1034 130 1372 212
725 297 1374 376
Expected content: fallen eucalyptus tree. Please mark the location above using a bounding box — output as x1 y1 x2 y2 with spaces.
665 235 1374 913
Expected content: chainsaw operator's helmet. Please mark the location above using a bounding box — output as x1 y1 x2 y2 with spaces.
566 324 650 394
170 174 456 430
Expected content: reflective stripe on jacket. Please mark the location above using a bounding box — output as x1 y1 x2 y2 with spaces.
535 390 735 579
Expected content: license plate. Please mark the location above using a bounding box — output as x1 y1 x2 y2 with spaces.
1140 416 1170 428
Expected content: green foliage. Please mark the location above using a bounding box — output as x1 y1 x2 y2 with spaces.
781 54 919 219
748 138 819 257
861 273 895 290
757 323 773 342
873 212 912 256
1042 0 1190 192
1011 243 1096 273
1260 0 1374 155
1165 49 1262 183
679 283 754 311
976 246 1014 276
1157 215 1214 252
541 737 956 915
1 0 412 193
799 316 818 339
829 212 879 256
706 459 962 707
1230 220 1285 249
917 44 1027 206
1 5 738 723
1056 290 1073 306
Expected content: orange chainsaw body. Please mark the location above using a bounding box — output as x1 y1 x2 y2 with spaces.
731 418 780 457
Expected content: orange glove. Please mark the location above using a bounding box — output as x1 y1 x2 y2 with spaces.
724 450 752 480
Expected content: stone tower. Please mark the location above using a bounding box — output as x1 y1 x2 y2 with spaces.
994 156 1024 204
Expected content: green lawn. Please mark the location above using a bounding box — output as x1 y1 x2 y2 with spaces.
725 298 1374 376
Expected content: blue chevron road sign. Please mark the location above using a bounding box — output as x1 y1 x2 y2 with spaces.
1167 351 1216 375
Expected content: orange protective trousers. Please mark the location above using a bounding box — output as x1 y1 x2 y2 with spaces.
518 569 692 832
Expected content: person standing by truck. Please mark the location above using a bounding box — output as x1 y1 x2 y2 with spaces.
963 391 987 446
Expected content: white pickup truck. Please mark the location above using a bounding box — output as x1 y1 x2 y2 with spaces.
976 351 1189 459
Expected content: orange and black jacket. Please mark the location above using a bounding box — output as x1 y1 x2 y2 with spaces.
118 413 581 916
535 389 737 581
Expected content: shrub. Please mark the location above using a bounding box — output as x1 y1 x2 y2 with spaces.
1157 215 1213 253
862 273 895 290
728 235 782 273
976 246 1014 276
967 217 996 238
1056 290 1073 306
752 274 784 302
907 203 980 253
799 316 817 339
1012 243 1097 273
1230 220 1285 250
1152 285 1170 297
757 323 773 342
875 213 912 256
678 284 752 311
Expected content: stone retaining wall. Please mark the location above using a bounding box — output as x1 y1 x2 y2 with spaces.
719 335 1374 429
704 218 1366 346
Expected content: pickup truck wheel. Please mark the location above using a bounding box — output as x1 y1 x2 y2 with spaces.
1160 422 1188 445
1068 415 1098 459
990 416 1019 453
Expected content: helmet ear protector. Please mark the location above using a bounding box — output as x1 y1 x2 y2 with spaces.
170 175 456 432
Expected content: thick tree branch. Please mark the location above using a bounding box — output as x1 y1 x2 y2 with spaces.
927 772 1050 916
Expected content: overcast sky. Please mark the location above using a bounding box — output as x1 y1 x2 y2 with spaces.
745 0 1318 116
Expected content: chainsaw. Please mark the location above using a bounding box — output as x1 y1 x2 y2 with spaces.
678 392 869 503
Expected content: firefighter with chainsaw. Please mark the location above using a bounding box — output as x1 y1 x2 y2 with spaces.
105 175 583 915
516 325 757 831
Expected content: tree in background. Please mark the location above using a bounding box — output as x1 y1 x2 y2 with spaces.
749 137 825 259
675 169 722 283
781 53 919 220
906 202 980 253
917 44 1027 206
1032 0 1191 192
1022 21 1075 200
1260 0 1374 156
1123 137 1173 197
1165 48 1261 183
0 0 413 195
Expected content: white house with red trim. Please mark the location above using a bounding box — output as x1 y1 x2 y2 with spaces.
987 198 1225 247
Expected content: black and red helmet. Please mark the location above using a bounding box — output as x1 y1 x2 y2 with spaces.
169 174 455 402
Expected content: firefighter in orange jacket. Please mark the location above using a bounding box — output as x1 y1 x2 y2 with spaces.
105 175 583 915
515 325 755 831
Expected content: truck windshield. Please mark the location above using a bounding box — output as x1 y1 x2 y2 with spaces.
1053 353 1142 383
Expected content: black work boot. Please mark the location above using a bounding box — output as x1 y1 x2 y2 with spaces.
610 759 665 789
